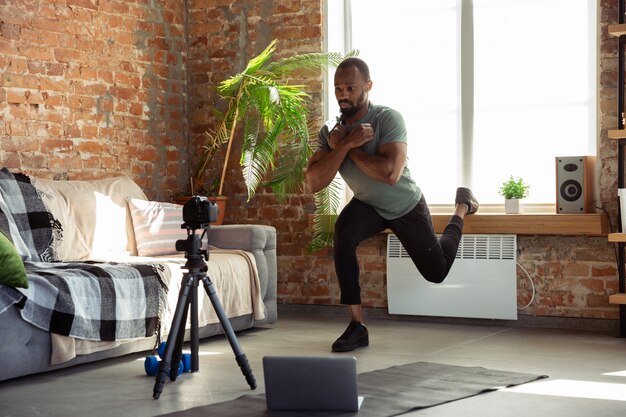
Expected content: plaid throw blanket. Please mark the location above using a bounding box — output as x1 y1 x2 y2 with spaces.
0 168 62 261
0 261 167 341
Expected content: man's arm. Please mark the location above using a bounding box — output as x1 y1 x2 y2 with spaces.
305 124 374 193
346 109 408 185
347 141 407 185
305 147 349 194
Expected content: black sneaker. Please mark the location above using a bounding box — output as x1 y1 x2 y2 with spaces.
455 187 479 215
331 321 369 352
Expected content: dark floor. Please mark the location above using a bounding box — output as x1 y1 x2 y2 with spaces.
1 311 626 416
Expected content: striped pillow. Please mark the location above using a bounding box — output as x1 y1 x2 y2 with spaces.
127 198 186 257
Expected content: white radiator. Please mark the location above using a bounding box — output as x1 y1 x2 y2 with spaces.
386 234 518 320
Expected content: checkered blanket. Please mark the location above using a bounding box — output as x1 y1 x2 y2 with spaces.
0 168 61 261
0 261 167 341
0 168 166 342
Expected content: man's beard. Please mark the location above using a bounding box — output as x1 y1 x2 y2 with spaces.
339 92 367 120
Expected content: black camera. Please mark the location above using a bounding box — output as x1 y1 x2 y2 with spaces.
182 196 218 229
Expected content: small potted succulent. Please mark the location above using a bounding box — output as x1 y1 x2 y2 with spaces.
499 176 530 214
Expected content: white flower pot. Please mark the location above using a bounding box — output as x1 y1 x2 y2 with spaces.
504 198 523 214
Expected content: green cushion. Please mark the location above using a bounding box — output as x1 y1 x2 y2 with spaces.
0 230 28 288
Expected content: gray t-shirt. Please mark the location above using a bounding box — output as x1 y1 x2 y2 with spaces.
317 104 421 220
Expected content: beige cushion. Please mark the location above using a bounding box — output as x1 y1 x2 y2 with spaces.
127 198 187 257
32 176 147 261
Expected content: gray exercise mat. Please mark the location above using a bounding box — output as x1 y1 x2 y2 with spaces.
157 361 548 417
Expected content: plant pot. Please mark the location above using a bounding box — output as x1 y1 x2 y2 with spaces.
171 195 227 225
208 195 227 225
504 198 523 214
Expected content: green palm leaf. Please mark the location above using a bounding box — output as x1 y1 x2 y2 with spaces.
219 41 278 96
242 117 282 200
308 177 343 253
267 51 347 77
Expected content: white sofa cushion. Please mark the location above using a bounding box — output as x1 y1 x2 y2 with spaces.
32 176 147 261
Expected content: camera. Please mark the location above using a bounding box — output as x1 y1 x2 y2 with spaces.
182 196 218 229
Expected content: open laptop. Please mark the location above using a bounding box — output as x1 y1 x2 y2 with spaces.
263 356 364 411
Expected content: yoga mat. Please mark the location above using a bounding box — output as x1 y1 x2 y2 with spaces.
157 361 547 417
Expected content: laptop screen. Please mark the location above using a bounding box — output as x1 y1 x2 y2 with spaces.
263 356 363 411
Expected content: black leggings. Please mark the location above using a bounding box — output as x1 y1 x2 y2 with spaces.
333 196 464 305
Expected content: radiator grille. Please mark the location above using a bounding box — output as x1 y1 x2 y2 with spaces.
386 233 518 320
387 234 516 260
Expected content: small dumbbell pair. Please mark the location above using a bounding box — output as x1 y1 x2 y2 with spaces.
144 342 192 376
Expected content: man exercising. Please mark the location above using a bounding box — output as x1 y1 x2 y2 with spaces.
305 58 479 352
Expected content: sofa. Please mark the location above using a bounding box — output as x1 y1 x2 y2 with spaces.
0 170 277 382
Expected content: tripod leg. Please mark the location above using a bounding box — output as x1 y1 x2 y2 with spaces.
153 273 193 400
189 278 200 372
170 291 189 380
200 274 257 390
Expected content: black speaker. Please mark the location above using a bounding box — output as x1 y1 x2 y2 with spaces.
556 156 595 213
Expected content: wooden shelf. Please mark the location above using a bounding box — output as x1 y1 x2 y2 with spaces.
309 213 608 236
609 23 626 36
608 129 626 139
608 233 626 242
432 213 608 236
609 293 626 305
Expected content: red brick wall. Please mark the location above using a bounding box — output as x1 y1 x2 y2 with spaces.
0 0 188 200
0 0 622 322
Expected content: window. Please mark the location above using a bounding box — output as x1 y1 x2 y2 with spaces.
325 0 596 208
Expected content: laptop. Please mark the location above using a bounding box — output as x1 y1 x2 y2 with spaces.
263 356 364 411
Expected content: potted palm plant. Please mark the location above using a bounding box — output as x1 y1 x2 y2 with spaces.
189 40 350 222
499 176 530 214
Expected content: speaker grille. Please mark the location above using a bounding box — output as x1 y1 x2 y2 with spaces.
556 156 594 213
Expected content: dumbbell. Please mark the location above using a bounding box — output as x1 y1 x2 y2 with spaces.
144 342 192 376
158 342 192 372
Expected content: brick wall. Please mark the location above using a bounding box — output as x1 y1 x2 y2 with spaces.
0 0 622 322
0 0 188 200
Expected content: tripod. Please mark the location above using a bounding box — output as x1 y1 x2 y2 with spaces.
152 223 256 399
